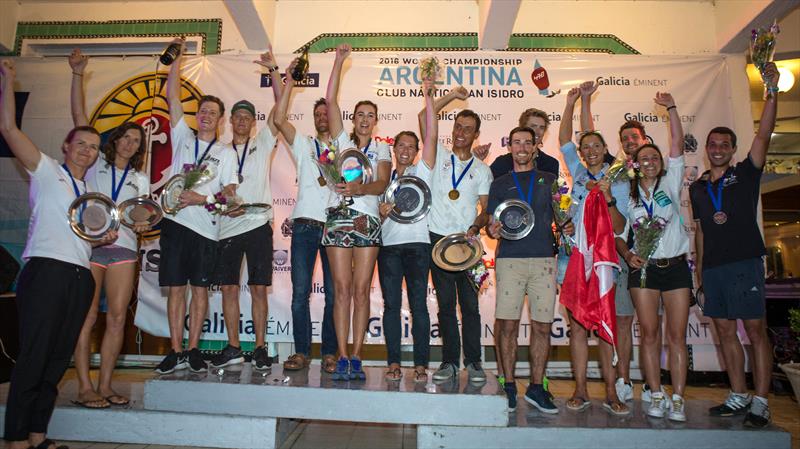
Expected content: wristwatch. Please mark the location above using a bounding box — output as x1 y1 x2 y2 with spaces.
606 197 617 207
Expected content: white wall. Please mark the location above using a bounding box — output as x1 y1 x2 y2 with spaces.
0 0 19 52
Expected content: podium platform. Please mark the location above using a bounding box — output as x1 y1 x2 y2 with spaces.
0 364 793 449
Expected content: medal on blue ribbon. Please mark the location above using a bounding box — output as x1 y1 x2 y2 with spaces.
234 138 250 184
706 173 728 225
449 154 474 200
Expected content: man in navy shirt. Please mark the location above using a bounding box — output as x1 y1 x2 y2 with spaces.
490 109 560 178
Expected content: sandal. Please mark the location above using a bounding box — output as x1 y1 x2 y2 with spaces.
602 399 631 416
283 353 310 371
71 398 110 409
321 354 337 374
104 394 130 406
566 397 591 412
384 365 402 382
30 439 68 449
413 367 428 383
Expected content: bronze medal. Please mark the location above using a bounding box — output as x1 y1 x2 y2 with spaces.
712 211 727 225
448 189 460 200
318 176 327 187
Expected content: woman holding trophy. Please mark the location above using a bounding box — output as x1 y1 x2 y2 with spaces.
324 43 392 380
67 49 152 409
1 58 117 449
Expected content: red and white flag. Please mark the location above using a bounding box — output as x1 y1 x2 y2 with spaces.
560 188 620 357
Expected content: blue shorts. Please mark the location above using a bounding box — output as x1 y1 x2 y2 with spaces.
702 258 765 320
90 245 138 269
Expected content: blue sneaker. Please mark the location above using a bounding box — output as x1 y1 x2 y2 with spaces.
349 357 366 380
332 357 350 381
504 383 518 411
525 384 559 414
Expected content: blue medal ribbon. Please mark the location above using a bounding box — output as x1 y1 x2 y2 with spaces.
361 138 372 154
642 198 654 218
61 163 84 199
235 138 250 178
706 172 728 214
194 137 217 165
510 170 535 205
450 153 475 193
110 163 131 202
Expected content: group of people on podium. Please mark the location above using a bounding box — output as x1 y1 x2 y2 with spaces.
0 38 781 447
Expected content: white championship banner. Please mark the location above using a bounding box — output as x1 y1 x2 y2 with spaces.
1 52 740 349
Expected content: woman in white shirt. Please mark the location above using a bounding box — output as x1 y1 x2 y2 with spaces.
619 93 691 422
324 44 391 381
1 58 116 449
68 50 151 409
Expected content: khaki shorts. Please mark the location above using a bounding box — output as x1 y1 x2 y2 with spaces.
495 257 557 323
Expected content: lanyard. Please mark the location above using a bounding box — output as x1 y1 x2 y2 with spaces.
61 163 84 198
391 169 398 182
642 198 654 218
235 138 250 176
706 172 728 213
586 167 605 181
110 163 131 202
510 170 535 205
361 138 372 154
194 137 217 165
451 154 474 192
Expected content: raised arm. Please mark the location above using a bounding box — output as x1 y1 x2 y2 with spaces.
253 48 282 136
750 62 779 169
273 59 298 145
165 38 186 126
418 85 467 141
558 87 580 147
68 48 90 127
579 80 598 132
654 92 684 158
325 43 351 140
421 77 438 168
0 60 41 171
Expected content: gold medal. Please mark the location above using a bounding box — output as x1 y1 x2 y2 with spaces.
449 189 460 200
318 176 327 187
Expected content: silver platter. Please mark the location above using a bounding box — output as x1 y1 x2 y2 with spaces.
68 192 121 242
385 175 431 224
160 174 186 215
493 199 535 240
431 232 484 272
335 148 374 195
117 196 162 229
230 202 272 216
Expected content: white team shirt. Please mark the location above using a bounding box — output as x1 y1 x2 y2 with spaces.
333 131 391 218
288 134 333 223
381 161 433 246
625 156 689 259
165 117 238 241
85 154 149 251
428 143 493 236
23 154 92 268
219 127 277 239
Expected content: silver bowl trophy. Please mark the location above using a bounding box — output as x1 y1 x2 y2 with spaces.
431 233 484 272
68 192 121 242
384 175 431 224
117 196 163 229
160 163 217 215
493 199 535 240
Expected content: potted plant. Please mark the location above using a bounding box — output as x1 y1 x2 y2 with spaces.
780 308 800 405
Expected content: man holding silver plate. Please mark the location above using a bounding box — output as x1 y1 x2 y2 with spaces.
155 38 239 375
486 126 560 413
209 53 280 372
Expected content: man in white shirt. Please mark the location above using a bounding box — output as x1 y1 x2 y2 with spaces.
155 39 238 375
419 92 493 384
273 60 338 374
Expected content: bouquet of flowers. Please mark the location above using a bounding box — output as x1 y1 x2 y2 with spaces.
466 257 492 293
419 56 442 95
204 191 231 215
181 162 216 190
312 141 340 190
631 215 668 288
551 178 575 253
604 153 639 184
750 20 780 99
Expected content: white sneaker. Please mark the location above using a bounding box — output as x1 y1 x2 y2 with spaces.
669 394 687 422
641 383 652 402
615 378 633 402
647 392 669 418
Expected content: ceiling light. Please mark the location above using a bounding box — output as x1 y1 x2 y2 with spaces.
777 67 795 92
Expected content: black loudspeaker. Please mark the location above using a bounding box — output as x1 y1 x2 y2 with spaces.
0 245 20 293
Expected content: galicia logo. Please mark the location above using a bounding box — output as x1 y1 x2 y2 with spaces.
273 249 291 272
624 112 660 123
261 73 320 88
280 218 293 238
596 75 631 86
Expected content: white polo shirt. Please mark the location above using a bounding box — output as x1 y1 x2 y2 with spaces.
381 161 433 246
625 156 689 259
288 134 333 223
23 154 92 268
165 117 238 241
428 143 493 236
85 155 150 252
219 127 277 240
333 131 391 218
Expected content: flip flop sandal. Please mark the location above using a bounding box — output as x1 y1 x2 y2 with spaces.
104 394 130 406
413 368 428 383
71 398 110 409
32 438 69 449
283 353 310 371
566 397 591 412
321 355 337 374
602 400 631 416
384 367 403 382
